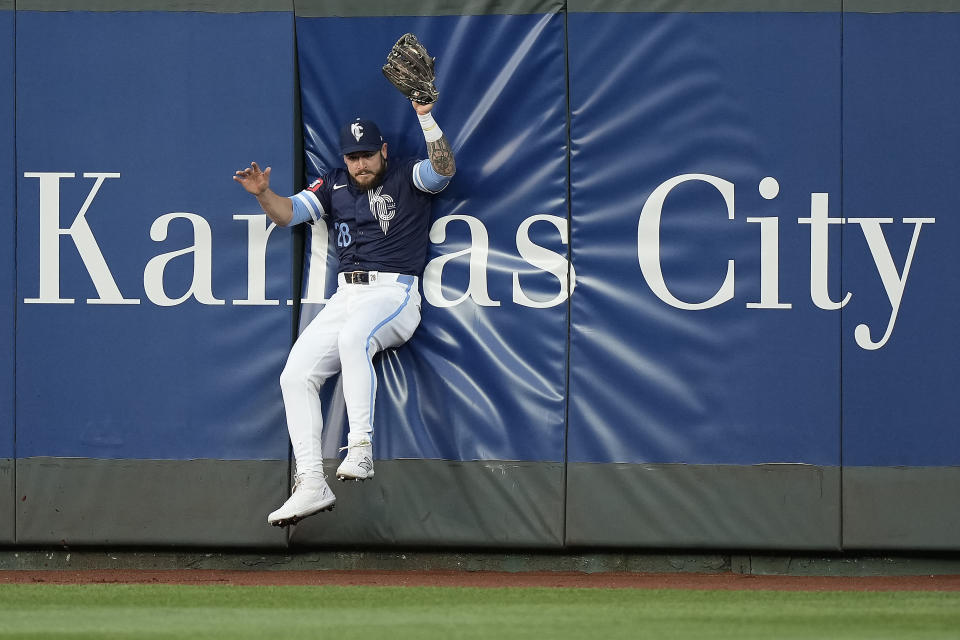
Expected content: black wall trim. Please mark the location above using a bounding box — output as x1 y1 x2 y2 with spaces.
843 466 960 550
844 0 960 11
568 0 841 12
290 459 565 548
16 0 292 12
0 460 13 543
294 0 563 17
11 459 960 551
569 0 960 12
17 1 957 13
566 463 842 550
16 458 290 547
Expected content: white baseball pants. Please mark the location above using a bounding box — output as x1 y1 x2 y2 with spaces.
279 273 421 478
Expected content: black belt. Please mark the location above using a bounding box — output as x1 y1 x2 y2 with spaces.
340 271 415 286
342 271 372 284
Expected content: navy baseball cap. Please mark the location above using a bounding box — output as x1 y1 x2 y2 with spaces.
339 118 384 155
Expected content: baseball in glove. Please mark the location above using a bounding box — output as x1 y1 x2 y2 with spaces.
382 33 439 104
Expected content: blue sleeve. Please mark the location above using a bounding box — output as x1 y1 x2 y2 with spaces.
288 177 327 225
412 159 453 194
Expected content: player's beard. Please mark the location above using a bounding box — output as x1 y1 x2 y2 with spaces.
350 155 387 191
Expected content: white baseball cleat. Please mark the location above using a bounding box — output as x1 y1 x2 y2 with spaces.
267 474 336 527
336 438 374 481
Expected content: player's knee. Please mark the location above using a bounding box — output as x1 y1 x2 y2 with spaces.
278 364 298 390
280 360 315 391
337 326 372 356
338 332 376 363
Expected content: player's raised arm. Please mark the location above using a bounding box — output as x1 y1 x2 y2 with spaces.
234 161 294 227
410 100 456 194
413 100 456 177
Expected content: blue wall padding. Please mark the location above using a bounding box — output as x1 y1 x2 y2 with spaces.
1 9 13 460
8 6 960 481
841 13 960 466
566 12 843 465
295 13 570 463
15 11 296 459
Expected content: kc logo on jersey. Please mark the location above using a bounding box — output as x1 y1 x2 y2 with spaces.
368 186 396 235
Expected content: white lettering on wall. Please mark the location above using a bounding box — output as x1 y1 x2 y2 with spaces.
746 176 791 309
233 214 279 306
23 172 139 305
298 222 333 306
144 213 224 306
798 192 850 310
513 214 575 308
635 174 936 349
19 171 937 349
423 214 500 308
637 173 735 310
849 217 935 350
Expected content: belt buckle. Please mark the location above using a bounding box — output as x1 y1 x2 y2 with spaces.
347 271 367 284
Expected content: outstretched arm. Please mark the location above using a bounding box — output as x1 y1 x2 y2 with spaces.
413 101 456 177
233 162 294 227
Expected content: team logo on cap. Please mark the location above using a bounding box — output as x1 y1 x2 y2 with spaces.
351 123 364 142
368 187 396 235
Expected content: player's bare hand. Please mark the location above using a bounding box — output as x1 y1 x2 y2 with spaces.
412 100 434 116
233 162 272 196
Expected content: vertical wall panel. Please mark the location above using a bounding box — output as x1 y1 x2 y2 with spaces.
292 4 568 546
841 11 960 548
566 7 842 548
15 7 295 545
16 9 293 461
1 3 14 543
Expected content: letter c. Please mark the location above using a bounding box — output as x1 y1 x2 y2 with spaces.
637 174 735 310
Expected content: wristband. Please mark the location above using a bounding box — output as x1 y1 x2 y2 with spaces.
418 112 443 143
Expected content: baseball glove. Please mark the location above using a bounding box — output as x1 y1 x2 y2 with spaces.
382 33 439 104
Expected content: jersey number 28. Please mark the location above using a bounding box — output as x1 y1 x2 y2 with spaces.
336 222 352 248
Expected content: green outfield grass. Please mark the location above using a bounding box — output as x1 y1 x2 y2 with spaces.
0 584 958 639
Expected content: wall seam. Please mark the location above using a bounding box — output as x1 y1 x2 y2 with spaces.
287 0 299 548
291 1 304 347
560 0 572 549
11 0 18 545
838 0 846 552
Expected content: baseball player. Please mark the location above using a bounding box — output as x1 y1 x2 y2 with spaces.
234 97 455 527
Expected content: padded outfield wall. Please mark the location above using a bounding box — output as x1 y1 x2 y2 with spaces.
2 0 958 550
2 0 13 545
11 1 297 547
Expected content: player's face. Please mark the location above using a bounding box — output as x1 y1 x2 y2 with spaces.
345 143 388 190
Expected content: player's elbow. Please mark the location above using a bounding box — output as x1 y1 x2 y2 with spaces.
267 211 292 227
439 158 456 177
429 155 455 178
268 201 296 227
